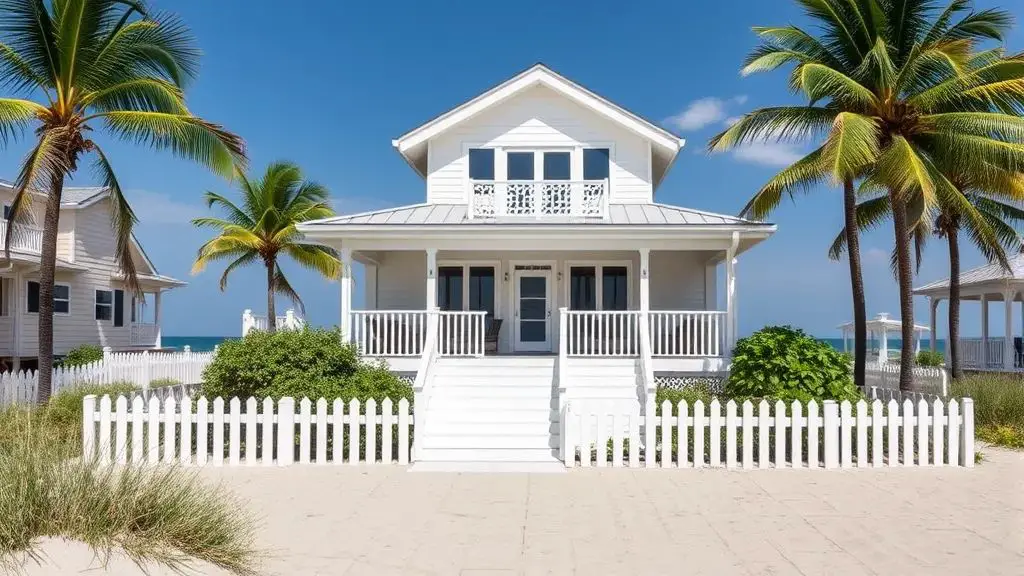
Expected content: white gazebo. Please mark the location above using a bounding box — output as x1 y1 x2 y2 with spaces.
914 254 1024 371
838 313 930 364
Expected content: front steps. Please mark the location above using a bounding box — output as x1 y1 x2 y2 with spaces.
417 356 561 464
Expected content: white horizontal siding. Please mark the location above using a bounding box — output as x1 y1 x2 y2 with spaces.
427 85 652 205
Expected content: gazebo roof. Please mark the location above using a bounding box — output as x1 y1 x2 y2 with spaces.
914 254 1024 298
837 313 929 332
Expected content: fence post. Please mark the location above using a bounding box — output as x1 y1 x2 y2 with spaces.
102 346 112 384
277 397 295 466
242 309 253 337
823 400 839 469
82 394 97 461
285 309 296 330
960 398 975 468
141 350 151 391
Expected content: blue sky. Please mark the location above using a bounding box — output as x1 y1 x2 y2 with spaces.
2 0 1021 338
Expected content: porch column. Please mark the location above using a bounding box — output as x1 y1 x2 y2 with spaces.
340 247 353 343
981 294 989 368
1004 288 1016 371
153 290 162 349
928 297 938 353
878 326 888 364
725 232 739 355
638 248 650 312
11 270 21 371
425 248 437 309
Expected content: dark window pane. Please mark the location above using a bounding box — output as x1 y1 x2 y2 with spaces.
507 152 534 180
543 152 570 180
2 205 9 220
520 320 546 342
584 148 610 180
95 304 111 321
114 290 124 327
520 299 546 320
468 148 495 180
55 300 69 314
570 267 596 311
53 285 69 300
27 281 39 313
437 266 463 311
131 297 136 323
468 267 494 316
602 266 628 311
95 290 112 304
519 276 545 298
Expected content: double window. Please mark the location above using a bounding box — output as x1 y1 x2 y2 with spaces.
27 281 70 314
568 265 628 311
437 265 496 317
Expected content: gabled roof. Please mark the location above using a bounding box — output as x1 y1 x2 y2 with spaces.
301 202 766 227
392 64 685 186
0 180 109 208
914 254 1024 295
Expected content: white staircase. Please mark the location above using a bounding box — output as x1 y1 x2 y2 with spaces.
564 357 643 415
417 356 561 464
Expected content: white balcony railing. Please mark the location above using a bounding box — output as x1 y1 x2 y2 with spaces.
0 220 43 253
129 323 160 347
649 311 727 357
241 308 305 336
469 179 608 219
564 310 640 357
958 337 1017 370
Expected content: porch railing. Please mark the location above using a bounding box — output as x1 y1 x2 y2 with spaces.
958 337 1016 370
350 310 486 358
649 311 726 357
564 310 640 357
130 322 160 347
0 220 43 253
468 179 609 219
241 309 304 336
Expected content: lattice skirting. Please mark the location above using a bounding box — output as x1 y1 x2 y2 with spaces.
394 372 416 386
654 372 726 394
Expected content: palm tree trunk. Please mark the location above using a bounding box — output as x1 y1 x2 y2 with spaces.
890 194 915 391
36 173 65 404
266 261 277 333
843 178 867 389
947 226 962 379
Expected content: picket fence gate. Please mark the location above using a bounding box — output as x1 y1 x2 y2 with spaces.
82 395 412 466
563 398 975 469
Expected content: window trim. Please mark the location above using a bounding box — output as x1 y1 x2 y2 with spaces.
27 281 71 316
95 289 114 323
563 260 633 312
437 260 502 317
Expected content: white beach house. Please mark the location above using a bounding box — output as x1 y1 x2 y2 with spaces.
0 181 184 370
298 64 776 463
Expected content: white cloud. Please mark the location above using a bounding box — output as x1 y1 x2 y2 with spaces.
731 142 805 166
864 247 890 265
723 116 742 127
664 98 730 131
125 189 204 225
733 95 749 105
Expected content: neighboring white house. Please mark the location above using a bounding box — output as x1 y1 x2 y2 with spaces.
297 64 776 465
0 180 184 369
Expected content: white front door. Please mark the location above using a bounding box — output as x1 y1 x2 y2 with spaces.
513 268 551 353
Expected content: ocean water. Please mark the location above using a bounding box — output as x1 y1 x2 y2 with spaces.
820 338 945 355
162 336 235 352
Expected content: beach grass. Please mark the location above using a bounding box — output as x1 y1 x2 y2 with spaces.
952 374 1024 449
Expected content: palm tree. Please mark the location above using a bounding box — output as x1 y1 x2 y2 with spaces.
0 0 246 402
710 0 1019 390
192 161 340 332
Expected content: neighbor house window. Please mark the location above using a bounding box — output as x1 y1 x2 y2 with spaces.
95 290 113 321
568 264 628 311
583 148 610 180
468 148 495 180
2 205 10 220
114 289 124 327
28 281 70 314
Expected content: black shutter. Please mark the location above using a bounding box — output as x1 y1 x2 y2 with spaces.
27 281 39 313
114 290 124 327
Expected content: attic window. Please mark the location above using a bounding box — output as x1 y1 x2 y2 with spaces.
468 148 494 180
583 148 610 180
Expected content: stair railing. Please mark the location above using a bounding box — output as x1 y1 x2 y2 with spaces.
412 308 440 462
637 311 656 468
557 307 569 462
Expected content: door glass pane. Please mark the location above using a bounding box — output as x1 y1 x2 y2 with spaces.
507 152 534 180
520 299 545 320
543 152 570 180
570 267 596 310
438 266 463 311
520 321 546 342
468 148 495 180
469 267 494 316
519 276 545 298
602 266 628 311
584 148 610 180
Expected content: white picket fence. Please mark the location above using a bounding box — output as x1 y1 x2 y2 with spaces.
563 398 975 469
0 348 215 406
864 361 948 396
82 395 413 466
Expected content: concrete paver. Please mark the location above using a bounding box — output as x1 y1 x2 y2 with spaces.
21 447 1024 575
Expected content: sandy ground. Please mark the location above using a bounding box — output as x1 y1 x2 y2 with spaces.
17 447 1024 576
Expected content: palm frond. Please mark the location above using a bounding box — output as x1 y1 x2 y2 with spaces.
871 135 934 205
707 106 837 151
798 62 876 106
217 251 259 291
739 146 829 219
5 129 71 260
0 41 46 93
80 77 187 114
91 143 140 295
820 111 879 180
748 25 847 71
0 97 45 146
828 193 891 260
201 190 254 228
0 0 60 91
285 243 340 281
272 264 304 314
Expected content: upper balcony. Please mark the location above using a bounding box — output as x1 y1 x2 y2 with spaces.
0 220 43 254
468 179 609 220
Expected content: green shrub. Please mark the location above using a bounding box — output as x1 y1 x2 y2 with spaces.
726 326 860 403
916 350 945 367
655 386 713 414
202 328 412 405
150 377 182 388
61 345 104 368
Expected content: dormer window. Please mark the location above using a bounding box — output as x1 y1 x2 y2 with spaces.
468 148 494 180
583 148 610 181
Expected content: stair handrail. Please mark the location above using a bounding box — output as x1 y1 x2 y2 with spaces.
557 307 569 461
412 308 440 461
638 311 656 466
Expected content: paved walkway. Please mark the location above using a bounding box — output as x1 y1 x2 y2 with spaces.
25 448 1024 575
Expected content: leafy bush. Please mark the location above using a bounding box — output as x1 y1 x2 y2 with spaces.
655 385 713 414
726 326 860 402
952 374 1024 449
61 345 104 368
916 350 945 367
202 328 412 405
